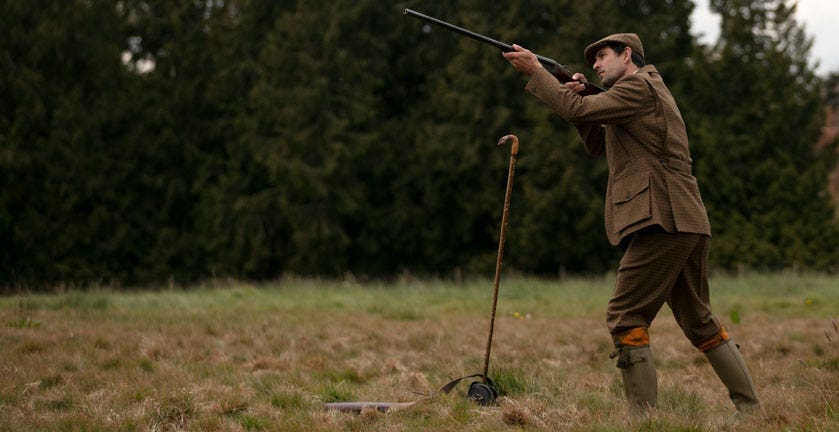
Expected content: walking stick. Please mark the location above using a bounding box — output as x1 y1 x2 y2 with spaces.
325 135 520 412
468 134 520 405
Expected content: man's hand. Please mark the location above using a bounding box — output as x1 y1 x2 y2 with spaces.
503 44 543 75
566 73 588 94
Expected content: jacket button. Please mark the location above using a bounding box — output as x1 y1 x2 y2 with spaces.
625 192 631 200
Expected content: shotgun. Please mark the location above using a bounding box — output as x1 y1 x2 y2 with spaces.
403 9 605 96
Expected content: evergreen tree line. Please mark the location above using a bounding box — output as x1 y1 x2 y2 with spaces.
2 0 837 290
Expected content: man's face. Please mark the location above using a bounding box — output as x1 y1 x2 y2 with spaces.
593 47 628 88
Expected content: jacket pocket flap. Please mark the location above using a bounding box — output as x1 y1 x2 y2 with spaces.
612 172 650 204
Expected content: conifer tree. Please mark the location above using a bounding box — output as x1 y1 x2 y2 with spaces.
683 0 839 270
1 1 138 285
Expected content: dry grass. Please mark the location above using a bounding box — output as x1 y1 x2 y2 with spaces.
0 273 837 431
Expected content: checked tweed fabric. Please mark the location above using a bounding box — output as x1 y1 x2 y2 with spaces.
523 64 722 342
609 228 721 344
524 65 711 246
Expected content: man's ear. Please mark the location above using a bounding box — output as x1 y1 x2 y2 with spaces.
623 47 632 64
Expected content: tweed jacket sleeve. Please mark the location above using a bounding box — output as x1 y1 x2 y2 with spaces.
525 67 654 124
524 66 711 245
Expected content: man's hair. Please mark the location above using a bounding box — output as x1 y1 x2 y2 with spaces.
605 42 646 67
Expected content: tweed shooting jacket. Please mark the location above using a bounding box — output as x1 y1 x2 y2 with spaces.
525 65 711 246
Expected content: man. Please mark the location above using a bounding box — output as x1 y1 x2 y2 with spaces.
503 34 759 414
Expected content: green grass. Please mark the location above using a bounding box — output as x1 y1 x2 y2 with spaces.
0 273 837 431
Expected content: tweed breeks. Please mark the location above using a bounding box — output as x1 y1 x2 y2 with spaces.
607 227 721 346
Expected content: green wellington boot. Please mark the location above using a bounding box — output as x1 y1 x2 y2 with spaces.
705 340 760 412
615 345 658 410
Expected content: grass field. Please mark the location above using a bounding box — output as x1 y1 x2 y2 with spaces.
1 273 837 431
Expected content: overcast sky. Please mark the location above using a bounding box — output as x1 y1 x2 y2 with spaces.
691 0 838 76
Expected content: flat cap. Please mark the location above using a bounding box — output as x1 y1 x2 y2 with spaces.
584 33 644 65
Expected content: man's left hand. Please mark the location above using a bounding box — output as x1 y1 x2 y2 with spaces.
503 44 543 75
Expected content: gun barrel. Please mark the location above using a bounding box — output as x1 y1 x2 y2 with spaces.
403 9 604 95
404 9 511 52
404 9 557 68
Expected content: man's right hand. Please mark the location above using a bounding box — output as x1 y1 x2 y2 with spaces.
566 73 589 94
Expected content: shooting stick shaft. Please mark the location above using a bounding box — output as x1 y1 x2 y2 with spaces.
483 135 519 382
